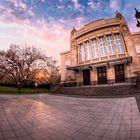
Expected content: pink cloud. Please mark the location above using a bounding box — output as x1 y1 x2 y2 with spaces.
128 20 140 33
110 0 121 11
0 19 70 64
59 16 87 29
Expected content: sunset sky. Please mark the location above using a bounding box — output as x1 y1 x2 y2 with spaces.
0 0 140 64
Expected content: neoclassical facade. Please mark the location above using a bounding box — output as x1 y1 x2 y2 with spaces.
61 12 140 86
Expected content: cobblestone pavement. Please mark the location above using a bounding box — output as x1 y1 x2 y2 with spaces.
0 94 140 140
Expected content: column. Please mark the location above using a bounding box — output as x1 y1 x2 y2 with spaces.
90 39 93 61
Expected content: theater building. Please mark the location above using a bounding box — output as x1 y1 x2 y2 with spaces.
61 12 140 86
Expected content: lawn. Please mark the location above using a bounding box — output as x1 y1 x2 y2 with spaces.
0 86 49 94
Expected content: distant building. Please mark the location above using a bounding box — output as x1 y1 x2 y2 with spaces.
61 12 140 86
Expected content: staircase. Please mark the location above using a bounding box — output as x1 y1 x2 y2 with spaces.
52 83 139 96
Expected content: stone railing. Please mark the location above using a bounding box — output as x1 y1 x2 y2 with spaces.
78 53 128 65
109 54 117 59
118 53 127 58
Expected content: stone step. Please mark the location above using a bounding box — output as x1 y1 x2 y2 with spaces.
53 84 138 96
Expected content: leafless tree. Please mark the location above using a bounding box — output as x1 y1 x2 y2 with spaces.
0 44 51 93
47 59 60 84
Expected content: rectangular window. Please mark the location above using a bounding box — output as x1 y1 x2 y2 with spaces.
79 44 84 61
92 39 98 58
99 36 107 56
107 35 115 55
86 41 90 60
114 33 124 54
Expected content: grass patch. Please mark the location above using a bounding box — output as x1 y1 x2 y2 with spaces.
0 86 49 94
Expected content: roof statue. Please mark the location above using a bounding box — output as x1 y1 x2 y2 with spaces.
116 11 123 19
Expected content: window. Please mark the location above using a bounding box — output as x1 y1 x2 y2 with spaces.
79 43 84 61
114 33 124 54
92 39 98 58
107 35 115 55
86 41 90 60
99 36 107 56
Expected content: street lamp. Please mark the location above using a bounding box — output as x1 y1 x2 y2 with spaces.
135 8 140 27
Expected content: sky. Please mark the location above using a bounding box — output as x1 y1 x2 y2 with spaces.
0 0 140 64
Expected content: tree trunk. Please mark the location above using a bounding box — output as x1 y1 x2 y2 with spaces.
18 86 21 94
17 82 21 94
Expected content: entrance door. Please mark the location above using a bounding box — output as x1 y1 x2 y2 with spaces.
97 67 107 84
83 69 90 85
115 64 125 83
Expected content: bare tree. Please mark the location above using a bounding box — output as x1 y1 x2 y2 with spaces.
47 59 60 84
0 44 51 93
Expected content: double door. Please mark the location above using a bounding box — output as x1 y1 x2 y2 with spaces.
83 64 125 85
97 67 107 85
115 64 125 83
83 69 90 85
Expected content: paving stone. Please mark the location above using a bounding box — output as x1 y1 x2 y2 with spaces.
18 135 33 140
132 124 140 131
0 94 140 140
117 130 131 139
87 135 101 140
70 131 88 140
91 129 105 137
131 130 140 138
103 130 118 138
102 137 116 140
0 131 4 140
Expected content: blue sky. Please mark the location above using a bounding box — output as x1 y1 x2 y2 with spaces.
0 0 140 62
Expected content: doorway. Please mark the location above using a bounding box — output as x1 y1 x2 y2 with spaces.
115 64 125 83
97 66 107 84
83 69 90 85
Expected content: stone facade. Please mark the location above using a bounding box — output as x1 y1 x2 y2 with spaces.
61 12 140 86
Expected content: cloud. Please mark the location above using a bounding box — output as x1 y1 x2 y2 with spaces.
0 1 35 23
41 0 46 2
110 0 121 11
128 20 140 33
0 18 70 64
0 0 139 64
58 16 87 29
6 0 27 11
27 9 34 16
71 0 80 9
71 0 84 14
87 0 95 9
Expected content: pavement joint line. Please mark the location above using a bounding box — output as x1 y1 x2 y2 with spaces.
0 95 140 140
101 99 124 140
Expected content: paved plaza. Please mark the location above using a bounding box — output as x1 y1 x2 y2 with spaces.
0 94 140 140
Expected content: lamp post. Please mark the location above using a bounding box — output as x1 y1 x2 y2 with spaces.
135 8 140 27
